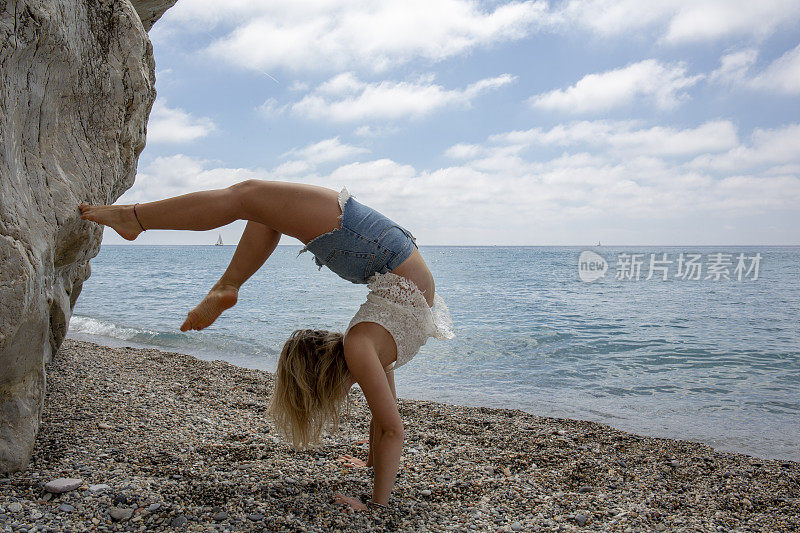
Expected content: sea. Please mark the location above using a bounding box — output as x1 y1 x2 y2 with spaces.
67 245 800 462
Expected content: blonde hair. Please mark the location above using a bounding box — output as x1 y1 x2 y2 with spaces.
267 328 350 449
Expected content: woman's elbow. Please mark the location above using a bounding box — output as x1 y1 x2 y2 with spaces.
378 422 404 441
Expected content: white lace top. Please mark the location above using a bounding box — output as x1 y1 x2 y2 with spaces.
345 272 455 372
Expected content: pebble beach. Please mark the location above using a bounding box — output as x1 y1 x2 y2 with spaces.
0 339 798 532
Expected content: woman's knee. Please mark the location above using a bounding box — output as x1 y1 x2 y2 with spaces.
228 179 268 217
229 179 264 197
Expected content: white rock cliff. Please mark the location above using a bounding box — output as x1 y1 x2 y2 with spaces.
0 0 177 473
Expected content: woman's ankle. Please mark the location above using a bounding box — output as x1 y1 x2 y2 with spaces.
214 278 241 291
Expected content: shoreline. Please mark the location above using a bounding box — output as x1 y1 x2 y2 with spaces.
66 329 798 464
1 340 797 532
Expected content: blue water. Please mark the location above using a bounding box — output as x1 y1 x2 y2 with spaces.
68 245 800 461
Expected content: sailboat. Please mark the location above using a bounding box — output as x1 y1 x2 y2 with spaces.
215 234 223 246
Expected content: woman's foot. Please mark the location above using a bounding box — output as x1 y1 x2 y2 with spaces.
180 282 239 331
78 203 143 241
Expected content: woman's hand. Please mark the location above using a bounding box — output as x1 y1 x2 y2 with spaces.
336 454 367 468
334 493 367 511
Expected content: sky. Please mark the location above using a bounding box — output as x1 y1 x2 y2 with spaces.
106 0 800 246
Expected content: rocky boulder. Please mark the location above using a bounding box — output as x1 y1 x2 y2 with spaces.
0 0 176 473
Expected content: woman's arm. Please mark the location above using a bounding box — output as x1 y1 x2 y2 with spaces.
343 335 403 505
367 369 396 467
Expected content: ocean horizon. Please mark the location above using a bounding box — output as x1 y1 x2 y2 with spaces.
68 244 800 462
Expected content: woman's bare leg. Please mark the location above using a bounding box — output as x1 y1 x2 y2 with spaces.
181 221 281 331
79 179 342 244
78 182 253 241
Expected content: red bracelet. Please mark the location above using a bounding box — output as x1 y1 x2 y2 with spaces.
132 203 147 231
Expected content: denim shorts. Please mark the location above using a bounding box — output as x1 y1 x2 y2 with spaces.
297 188 418 284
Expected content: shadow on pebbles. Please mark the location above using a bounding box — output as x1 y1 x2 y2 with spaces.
0 339 798 532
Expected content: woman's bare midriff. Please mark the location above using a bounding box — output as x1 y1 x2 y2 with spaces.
391 247 435 308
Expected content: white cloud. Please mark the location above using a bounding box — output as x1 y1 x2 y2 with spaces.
267 137 371 177
271 160 313 176
280 137 369 165
288 80 309 92
291 73 516 122
709 49 759 85
159 0 549 73
444 143 484 159
713 174 800 210
256 98 287 118
146 99 216 143
688 124 800 172
489 120 739 157
153 0 800 77
711 44 800 94
663 1 800 44
353 124 401 138
556 0 800 44
424 120 800 226
329 159 417 186
528 60 703 113
750 43 800 94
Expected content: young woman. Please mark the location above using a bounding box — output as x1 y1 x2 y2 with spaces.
78 180 454 510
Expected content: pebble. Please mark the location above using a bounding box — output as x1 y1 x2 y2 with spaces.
88 483 111 493
6 503 22 514
109 507 133 521
742 498 752 507
213 511 228 521
97 422 113 429
2 339 795 533
43 477 83 493
58 503 75 512
29 510 43 520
